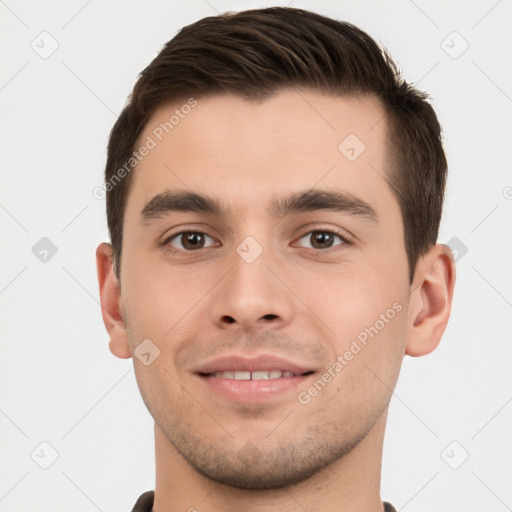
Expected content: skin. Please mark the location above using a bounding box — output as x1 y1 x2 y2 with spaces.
97 90 455 512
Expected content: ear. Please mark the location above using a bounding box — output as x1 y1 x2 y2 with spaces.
405 244 456 357
96 243 132 359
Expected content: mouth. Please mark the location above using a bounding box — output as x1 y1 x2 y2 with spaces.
200 370 313 380
193 354 316 402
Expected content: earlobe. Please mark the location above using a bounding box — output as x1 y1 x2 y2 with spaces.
96 243 132 360
108 322 132 359
405 244 456 357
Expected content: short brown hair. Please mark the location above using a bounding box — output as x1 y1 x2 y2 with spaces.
105 7 447 283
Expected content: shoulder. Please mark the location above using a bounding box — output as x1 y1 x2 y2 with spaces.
131 490 155 512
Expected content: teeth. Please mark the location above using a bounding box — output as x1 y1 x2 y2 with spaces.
252 371 271 380
210 370 298 380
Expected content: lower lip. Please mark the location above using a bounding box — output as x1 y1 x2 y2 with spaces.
196 374 313 402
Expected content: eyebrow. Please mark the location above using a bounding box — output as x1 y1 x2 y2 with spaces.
140 188 378 223
269 189 378 222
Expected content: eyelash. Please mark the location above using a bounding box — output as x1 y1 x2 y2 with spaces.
162 228 351 256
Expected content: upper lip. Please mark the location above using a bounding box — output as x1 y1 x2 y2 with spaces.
193 354 314 375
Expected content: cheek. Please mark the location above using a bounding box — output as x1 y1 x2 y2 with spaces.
306 303 407 419
121 251 213 340
300 263 405 335
299 265 408 382
132 362 197 435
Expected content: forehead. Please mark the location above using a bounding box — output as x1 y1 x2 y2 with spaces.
126 90 393 218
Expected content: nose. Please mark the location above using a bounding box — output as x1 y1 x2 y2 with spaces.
209 246 295 331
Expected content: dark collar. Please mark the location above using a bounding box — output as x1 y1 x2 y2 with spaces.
131 490 397 512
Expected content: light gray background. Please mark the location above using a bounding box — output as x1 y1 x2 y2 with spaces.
1 1 511 511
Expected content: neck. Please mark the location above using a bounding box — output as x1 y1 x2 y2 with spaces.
152 411 388 512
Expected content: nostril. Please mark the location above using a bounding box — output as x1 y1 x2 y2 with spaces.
221 314 277 324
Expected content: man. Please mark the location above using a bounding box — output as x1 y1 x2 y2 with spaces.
96 7 455 511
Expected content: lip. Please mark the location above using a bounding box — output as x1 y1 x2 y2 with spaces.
198 374 313 402
192 354 316 403
192 354 314 375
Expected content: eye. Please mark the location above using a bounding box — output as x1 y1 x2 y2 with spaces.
166 231 218 251
296 230 347 250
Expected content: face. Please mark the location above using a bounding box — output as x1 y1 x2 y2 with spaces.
118 90 411 489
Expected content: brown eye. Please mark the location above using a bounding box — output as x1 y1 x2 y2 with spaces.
167 231 216 251
297 230 346 250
